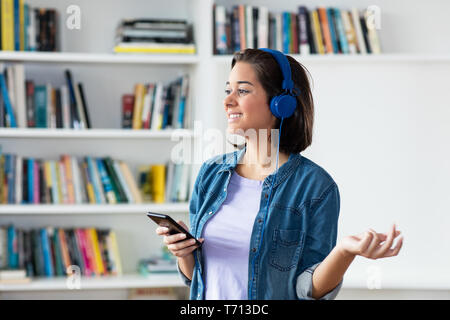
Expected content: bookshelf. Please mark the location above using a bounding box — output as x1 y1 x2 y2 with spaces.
1 0 450 299
0 51 199 65
0 273 184 291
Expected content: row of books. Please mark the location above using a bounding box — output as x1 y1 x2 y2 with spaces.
1 0 58 51
122 75 191 130
113 18 195 54
0 152 142 205
213 4 381 55
138 161 191 203
0 225 122 278
0 64 91 129
0 149 191 205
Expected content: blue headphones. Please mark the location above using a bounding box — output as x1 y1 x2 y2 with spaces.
260 48 299 119
248 48 300 299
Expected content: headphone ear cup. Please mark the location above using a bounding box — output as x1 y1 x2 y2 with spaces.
270 94 297 119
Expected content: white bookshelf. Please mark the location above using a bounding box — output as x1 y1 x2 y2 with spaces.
0 273 184 291
1 0 450 299
0 203 189 215
0 128 196 139
0 51 199 65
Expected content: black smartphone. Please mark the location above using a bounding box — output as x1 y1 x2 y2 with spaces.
146 212 202 247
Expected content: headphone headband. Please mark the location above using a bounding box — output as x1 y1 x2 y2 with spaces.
260 48 294 91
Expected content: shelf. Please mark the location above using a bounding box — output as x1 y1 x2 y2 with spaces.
0 203 189 215
0 273 184 291
0 51 199 65
213 53 450 64
0 128 196 139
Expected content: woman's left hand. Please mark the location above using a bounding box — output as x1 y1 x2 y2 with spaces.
337 224 404 259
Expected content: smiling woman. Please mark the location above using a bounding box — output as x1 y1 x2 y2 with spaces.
225 49 314 157
156 48 403 301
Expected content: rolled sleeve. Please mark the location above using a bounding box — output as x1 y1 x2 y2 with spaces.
296 262 343 300
177 259 192 287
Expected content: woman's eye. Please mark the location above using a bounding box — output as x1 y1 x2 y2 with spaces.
238 89 249 95
225 89 231 95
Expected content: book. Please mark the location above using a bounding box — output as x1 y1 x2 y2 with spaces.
131 83 145 130
13 64 27 127
118 160 142 203
151 164 165 203
113 42 195 54
0 71 17 127
364 9 381 54
104 157 127 203
351 8 366 54
341 10 357 54
88 228 105 276
40 227 54 277
326 8 339 54
73 82 87 129
1 0 15 51
298 6 310 54
62 155 75 204
121 94 134 129
64 69 80 129
86 156 104 204
215 5 227 55
333 8 349 54
0 269 31 284
96 158 117 204
107 230 122 275
113 159 133 203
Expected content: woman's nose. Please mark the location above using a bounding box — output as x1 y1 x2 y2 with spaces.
224 92 236 107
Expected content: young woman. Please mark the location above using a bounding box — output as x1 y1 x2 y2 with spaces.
156 48 403 300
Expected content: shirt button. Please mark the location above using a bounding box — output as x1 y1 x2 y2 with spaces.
252 248 257 253
208 211 212 215
265 194 268 199
258 219 262 223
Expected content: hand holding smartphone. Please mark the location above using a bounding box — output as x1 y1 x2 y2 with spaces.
147 212 202 248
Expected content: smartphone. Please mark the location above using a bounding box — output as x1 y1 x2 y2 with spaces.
146 212 202 247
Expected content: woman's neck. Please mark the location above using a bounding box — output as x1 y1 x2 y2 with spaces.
237 141 290 180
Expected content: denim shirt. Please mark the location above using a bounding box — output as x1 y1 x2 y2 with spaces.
178 146 343 300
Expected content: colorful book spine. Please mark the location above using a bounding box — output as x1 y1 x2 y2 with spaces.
58 228 71 273
88 228 105 276
82 160 95 203
86 156 102 204
119 161 143 203
334 8 349 54
52 228 64 276
326 8 339 54
96 158 116 204
27 158 33 203
151 164 166 203
7 225 18 268
0 73 17 128
75 228 91 277
40 228 54 277
62 155 75 204
112 160 133 203
33 160 40 204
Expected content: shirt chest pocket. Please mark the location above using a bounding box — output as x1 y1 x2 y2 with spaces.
269 229 306 272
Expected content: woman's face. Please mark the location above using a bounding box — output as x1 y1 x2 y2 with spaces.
223 62 276 136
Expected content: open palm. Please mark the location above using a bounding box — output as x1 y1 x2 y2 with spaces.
339 224 403 259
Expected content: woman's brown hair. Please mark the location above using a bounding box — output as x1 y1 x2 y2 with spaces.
228 48 314 154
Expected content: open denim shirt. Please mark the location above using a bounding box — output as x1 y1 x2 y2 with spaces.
178 146 343 300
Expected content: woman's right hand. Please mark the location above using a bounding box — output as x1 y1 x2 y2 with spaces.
155 220 203 259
